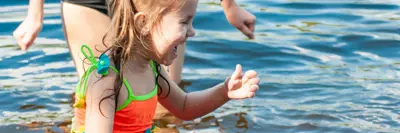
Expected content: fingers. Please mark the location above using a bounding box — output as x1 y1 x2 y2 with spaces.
13 28 24 40
13 23 27 50
245 15 256 32
244 14 256 39
247 92 255 98
245 77 259 97
14 30 31 50
228 64 243 91
242 70 257 83
242 76 249 85
20 32 36 50
13 20 41 51
232 64 242 80
244 70 257 79
238 25 254 39
13 29 25 49
246 77 260 85
245 72 259 98
230 78 242 92
246 21 255 33
247 85 259 98
250 84 259 92
16 37 27 50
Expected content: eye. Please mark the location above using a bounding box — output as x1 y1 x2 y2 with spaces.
181 20 189 24
181 18 191 24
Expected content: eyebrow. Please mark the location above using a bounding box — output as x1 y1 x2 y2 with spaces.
180 15 193 22
185 15 193 20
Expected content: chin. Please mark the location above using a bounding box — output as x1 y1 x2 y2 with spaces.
156 53 176 66
163 59 175 66
156 58 174 66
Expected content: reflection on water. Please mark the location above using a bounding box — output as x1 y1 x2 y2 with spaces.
1 0 400 133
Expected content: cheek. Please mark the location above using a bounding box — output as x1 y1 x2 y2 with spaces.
149 31 174 55
151 22 187 55
157 26 186 48
163 24 187 43
151 34 165 55
169 31 186 44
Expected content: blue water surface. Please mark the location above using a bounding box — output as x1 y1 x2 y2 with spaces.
0 0 399 133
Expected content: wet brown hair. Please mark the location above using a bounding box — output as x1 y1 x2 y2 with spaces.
92 0 186 114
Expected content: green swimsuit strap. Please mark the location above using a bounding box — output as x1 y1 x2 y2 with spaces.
76 44 116 100
76 44 158 111
116 60 159 111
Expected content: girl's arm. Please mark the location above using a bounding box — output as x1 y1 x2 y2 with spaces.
221 0 256 39
158 64 260 120
165 0 257 88
13 0 44 50
84 72 117 133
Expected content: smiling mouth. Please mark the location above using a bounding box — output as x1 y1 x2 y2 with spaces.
172 41 185 56
173 45 178 54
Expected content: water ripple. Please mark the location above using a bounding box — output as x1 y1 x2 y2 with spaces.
1 0 400 132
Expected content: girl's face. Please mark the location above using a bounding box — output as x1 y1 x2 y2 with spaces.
150 0 198 65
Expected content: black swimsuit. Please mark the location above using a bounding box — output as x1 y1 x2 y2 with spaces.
62 0 108 15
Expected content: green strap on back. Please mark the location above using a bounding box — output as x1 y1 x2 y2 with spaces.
116 60 158 111
76 44 158 111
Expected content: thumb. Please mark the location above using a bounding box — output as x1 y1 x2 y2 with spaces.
232 64 242 80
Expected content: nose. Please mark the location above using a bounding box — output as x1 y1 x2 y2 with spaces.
187 26 196 37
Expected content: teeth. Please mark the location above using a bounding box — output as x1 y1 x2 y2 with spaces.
173 46 177 53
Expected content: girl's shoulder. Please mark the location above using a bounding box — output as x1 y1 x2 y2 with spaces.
86 59 119 96
81 50 119 101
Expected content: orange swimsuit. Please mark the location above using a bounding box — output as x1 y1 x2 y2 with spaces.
71 45 160 133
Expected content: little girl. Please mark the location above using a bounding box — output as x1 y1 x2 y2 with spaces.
71 0 260 132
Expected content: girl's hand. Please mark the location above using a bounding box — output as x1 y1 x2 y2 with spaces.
226 64 260 99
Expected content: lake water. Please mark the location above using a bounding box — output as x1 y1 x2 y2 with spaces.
0 0 399 133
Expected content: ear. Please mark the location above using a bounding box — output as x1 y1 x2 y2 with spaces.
134 12 150 35
133 12 146 22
